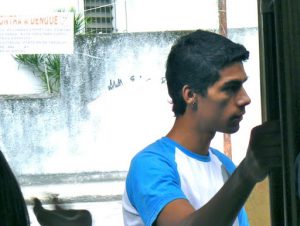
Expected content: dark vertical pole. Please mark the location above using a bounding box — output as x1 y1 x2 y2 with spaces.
272 0 300 225
257 1 284 225
258 0 300 225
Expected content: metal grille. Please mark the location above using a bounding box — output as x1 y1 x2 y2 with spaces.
84 0 115 34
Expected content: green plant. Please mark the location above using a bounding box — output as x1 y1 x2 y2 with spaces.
13 10 90 94
14 54 61 93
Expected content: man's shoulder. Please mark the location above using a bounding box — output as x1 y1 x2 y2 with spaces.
133 137 175 158
126 137 180 187
129 137 177 171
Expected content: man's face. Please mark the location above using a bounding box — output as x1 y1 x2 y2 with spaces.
196 62 251 134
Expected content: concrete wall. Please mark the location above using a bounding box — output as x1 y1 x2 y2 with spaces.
0 31 188 175
0 28 260 176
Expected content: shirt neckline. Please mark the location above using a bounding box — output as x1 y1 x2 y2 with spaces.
161 136 211 162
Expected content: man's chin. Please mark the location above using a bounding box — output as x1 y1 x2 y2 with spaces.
222 124 240 134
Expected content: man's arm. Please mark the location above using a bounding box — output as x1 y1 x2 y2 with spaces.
156 121 282 226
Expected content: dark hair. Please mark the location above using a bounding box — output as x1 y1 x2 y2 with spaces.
0 151 30 226
165 29 249 116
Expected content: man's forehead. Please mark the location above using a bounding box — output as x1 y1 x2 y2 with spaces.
218 63 248 83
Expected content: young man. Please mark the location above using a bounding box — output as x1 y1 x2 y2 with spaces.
122 29 281 226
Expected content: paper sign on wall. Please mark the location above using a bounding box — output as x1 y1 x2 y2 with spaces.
0 12 74 54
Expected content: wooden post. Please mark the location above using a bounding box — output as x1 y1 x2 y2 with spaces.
223 133 232 159
218 0 232 159
218 0 227 37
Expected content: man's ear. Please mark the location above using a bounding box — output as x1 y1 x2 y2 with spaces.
182 85 197 105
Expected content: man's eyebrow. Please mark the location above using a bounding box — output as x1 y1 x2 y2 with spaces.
223 76 249 86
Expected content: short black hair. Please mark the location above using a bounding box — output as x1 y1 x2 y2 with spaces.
165 29 249 116
0 151 30 226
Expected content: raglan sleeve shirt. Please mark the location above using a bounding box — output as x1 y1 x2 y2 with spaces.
124 141 187 226
122 137 249 226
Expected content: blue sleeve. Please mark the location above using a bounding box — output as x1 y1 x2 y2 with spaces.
126 150 187 226
238 209 250 226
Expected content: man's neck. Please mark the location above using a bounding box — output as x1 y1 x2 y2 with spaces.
166 117 216 155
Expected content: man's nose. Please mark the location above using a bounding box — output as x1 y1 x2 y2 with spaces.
237 87 251 106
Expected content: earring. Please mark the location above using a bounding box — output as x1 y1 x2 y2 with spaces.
191 101 198 111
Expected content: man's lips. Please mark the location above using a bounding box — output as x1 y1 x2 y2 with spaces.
231 112 245 122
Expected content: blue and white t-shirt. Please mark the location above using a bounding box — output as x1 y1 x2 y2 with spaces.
122 137 249 226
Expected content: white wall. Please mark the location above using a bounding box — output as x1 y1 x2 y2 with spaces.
0 54 44 94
